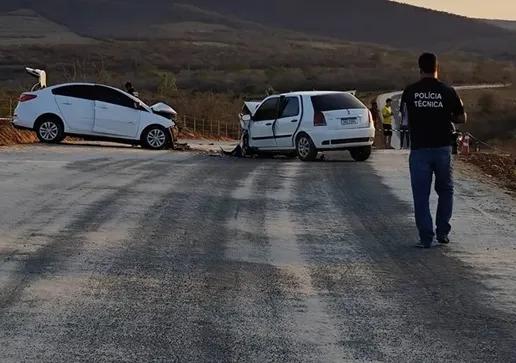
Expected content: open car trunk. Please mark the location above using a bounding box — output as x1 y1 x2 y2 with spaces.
25 67 47 91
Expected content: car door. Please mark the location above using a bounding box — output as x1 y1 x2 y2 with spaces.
249 97 278 148
52 85 95 133
92 85 141 138
274 96 301 148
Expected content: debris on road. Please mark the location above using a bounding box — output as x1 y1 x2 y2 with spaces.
172 142 191 151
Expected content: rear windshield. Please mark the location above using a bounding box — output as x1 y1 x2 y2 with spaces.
311 93 366 111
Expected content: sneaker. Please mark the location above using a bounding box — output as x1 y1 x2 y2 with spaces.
437 236 450 245
415 241 433 249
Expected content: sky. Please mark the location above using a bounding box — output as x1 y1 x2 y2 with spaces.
395 0 516 20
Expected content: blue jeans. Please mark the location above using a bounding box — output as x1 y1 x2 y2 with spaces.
409 146 453 243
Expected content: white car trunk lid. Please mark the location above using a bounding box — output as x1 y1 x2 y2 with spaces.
322 108 370 129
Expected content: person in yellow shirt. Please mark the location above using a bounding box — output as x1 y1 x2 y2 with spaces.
382 98 394 148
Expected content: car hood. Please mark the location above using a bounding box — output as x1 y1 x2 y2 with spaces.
150 102 177 115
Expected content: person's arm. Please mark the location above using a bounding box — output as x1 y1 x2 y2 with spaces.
400 90 407 119
450 88 467 124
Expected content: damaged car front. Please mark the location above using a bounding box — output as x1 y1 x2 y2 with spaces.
149 102 180 144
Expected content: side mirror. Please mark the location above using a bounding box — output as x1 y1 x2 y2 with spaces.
134 102 140 109
241 114 251 121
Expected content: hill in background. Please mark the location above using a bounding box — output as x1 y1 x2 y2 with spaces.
0 9 95 46
0 0 515 57
0 0 515 94
481 19 516 31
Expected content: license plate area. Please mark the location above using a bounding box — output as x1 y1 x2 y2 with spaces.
340 117 358 125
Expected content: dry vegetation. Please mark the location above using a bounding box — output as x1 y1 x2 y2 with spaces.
460 153 516 192
457 87 516 151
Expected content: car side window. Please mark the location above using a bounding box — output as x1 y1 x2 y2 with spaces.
51 85 95 100
93 85 135 109
279 97 300 118
253 98 278 121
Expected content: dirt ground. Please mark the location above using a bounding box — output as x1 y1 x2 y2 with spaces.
0 121 37 146
458 152 516 193
0 122 236 147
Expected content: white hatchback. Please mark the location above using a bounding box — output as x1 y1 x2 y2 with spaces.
11 80 178 150
239 91 375 161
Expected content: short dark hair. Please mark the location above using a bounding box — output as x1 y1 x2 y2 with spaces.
418 52 438 74
386 98 392 103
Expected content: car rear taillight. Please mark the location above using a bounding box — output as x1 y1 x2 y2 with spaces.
368 110 373 126
19 94 37 102
313 111 326 126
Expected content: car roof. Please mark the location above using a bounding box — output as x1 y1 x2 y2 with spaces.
43 82 146 105
277 90 356 97
46 82 111 89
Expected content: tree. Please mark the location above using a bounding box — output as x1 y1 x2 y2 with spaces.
157 72 178 98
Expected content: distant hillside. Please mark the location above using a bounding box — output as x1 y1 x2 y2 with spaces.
182 0 516 56
481 19 516 31
0 9 95 45
0 0 516 57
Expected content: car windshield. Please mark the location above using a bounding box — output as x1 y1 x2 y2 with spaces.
126 92 149 108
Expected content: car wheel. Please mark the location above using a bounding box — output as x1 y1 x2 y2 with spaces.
141 125 169 150
349 146 372 161
296 133 317 161
35 116 65 144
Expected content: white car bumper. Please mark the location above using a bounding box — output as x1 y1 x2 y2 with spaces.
310 127 375 150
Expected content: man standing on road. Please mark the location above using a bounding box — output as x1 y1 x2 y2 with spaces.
400 52 467 248
399 101 410 149
370 100 384 148
381 98 394 149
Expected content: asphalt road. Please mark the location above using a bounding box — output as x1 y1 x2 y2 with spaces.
0 143 515 362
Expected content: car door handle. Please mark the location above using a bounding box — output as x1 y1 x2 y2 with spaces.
61 102 72 105
291 119 298 122
265 123 272 125
98 106 108 109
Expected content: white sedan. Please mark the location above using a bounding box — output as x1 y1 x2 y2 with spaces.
11 71 178 150
239 90 375 161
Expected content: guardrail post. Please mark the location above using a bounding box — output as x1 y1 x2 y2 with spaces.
9 98 13 117
193 116 196 132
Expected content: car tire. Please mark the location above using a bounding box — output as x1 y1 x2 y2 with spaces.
349 146 372 162
35 115 65 144
141 125 169 150
296 133 317 161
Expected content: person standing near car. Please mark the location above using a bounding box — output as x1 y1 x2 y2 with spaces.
370 100 383 148
381 98 394 149
400 52 467 248
399 101 410 149
125 81 136 96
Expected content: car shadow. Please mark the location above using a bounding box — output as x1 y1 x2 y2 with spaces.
49 142 138 150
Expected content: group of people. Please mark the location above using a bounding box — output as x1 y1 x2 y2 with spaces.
369 98 410 149
378 52 467 248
